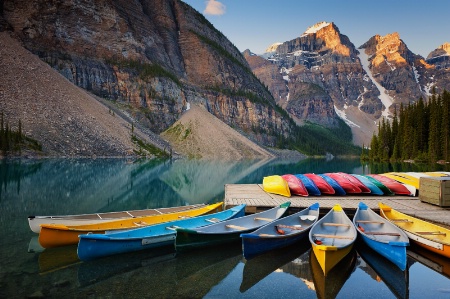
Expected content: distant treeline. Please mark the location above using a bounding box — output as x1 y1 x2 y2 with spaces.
0 113 42 156
362 90 450 162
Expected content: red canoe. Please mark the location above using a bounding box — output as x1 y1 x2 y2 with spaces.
366 174 412 195
281 174 309 196
338 172 371 193
324 173 362 194
304 173 335 194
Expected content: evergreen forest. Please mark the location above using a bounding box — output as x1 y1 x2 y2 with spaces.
362 90 450 162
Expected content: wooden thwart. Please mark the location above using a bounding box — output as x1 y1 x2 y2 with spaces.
277 224 303 230
323 223 351 227
356 220 385 224
416 231 447 236
226 224 247 230
313 234 354 239
364 232 401 236
391 219 413 223
254 217 273 221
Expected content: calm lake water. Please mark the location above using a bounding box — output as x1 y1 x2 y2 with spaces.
1 158 450 298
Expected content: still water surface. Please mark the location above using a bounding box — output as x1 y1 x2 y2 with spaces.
1 158 449 298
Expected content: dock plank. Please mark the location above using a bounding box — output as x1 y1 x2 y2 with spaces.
224 184 450 227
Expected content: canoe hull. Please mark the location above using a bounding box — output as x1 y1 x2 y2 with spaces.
309 204 357 275
241 203 319 259
77 204 246 261
78 234 176 261
39 202 224 248
312 243 354 276
28 204 206 233
176 202 291 252
354 202 409 270
360 234 407 270
379 203 450 259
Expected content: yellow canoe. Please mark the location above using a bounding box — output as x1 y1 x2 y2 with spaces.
380 172 420 189
424 172 449 177
309 204 357 276
379 202 450 258
39 202 223 248
262 175 291 197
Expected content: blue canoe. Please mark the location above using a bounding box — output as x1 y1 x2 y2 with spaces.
318 174 346 195
351 174 384 195
241 203 319 260
77 204 246 261
353 202 409 270
295 174 321 196
175 202 291 252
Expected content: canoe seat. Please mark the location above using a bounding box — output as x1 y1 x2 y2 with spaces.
205 218 221 223
416 231 447 236
226 224 247 230
254 217 273 221
364 232 401 236
313 234 354 239
356 220 384 224
323 223 351 227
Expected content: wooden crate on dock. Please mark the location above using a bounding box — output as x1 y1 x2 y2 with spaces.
419 177 450 207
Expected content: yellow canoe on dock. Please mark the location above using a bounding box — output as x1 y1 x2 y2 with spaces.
379 202 450 259
38 202 224 248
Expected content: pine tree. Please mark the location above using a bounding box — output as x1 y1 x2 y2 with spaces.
442 90 450 161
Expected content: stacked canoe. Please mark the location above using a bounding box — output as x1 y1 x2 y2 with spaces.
263 172 450 197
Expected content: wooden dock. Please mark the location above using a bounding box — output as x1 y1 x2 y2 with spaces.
224 184 450 227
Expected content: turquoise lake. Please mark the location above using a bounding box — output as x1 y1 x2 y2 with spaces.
1 158 449 298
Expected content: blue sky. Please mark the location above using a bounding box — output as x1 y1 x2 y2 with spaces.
182 0 449 57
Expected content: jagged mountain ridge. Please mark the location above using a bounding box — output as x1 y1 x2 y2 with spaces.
0 0 297 151
245 21 449 145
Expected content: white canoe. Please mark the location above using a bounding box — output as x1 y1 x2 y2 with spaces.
28 203 206 233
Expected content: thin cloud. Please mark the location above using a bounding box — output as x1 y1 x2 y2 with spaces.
204 0 226 16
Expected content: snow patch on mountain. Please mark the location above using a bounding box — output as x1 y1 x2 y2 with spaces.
301 21 330 37
357 49 393 117
334 106 360 128
265 42 282 53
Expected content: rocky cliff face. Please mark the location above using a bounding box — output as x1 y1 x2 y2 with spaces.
425 43 450 93
359 33 429 108
245 22 382 144
360 34 450 110
245 22 449 145
1 0 292 148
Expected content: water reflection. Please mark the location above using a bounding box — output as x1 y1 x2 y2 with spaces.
240 241 311 292
310 249 357 299
357 241 409 299
2 158 450 298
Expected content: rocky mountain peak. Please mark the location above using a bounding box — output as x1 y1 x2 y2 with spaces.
427 42 450 59
301 21 332 36
362 32 411 67
265 42 282 53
